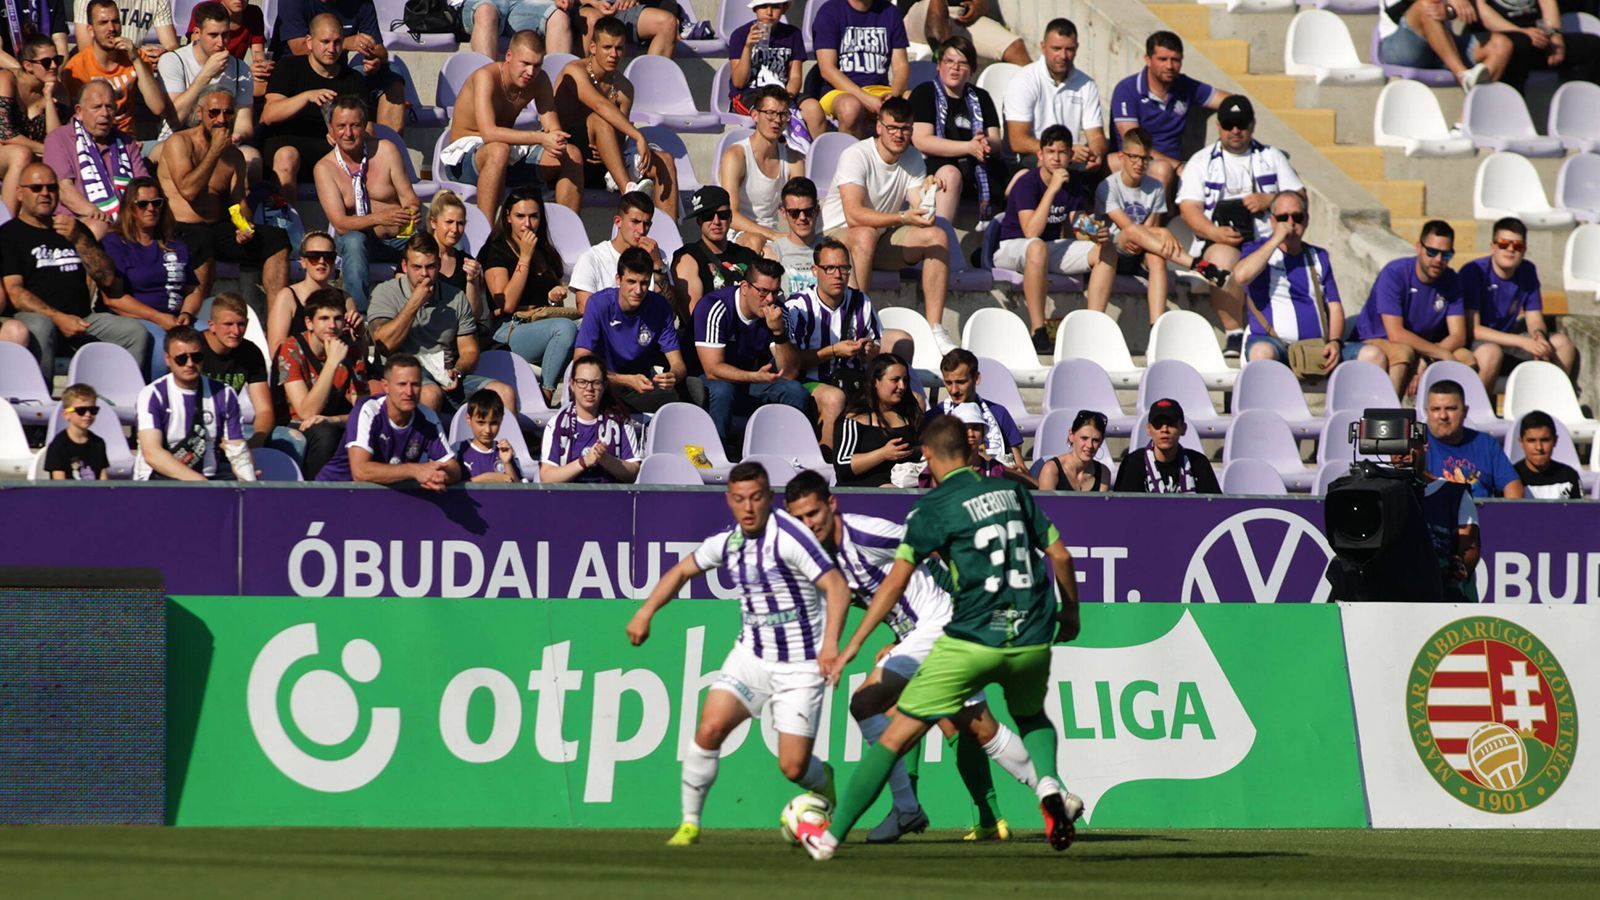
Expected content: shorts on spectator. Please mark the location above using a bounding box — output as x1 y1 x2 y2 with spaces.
902 0 1022 62
1379 20 1471 69
178 219 291 269
819 84 895 118
709 642 825 738
421 366 502 409
825 222 933 271
1246 333 1289 360
616 1 675 42
459 0 558 35
992 236 1094 275
1472 324 1536 368
1113 249 1148 276
264 134 336 170
444 142 548 183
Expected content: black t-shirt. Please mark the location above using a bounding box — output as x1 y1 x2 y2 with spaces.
0 219 92 318
909 81 1000 172
1113 446 1220 494
266 55 376 139
44 429 108 480
1 0 67 58
672 241 760 299
1514 459 1583 499
201 339 269 396
478 240 562 314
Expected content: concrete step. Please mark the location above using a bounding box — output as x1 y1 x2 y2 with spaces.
1146 3 1215 37
1235 73 1299 108
1359 179 1427 218
1318 145 1387 182
1379 152 1567 218
1297 82 1382 145
1274 107 1337 145
1191 39 1252 76
1202 10 1296 73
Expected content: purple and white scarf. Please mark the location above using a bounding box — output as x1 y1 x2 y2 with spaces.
933 81 991 220
73 117 133 217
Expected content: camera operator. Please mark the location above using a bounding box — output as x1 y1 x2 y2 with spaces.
1391 432 1481 602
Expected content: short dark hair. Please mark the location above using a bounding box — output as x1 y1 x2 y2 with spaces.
1492 216 1528 240
1044 17 1077 40
936 35 976 69
466 388 505 419
781 176 818 202
617 246 655 278
617 191 655 220
728 461 770 488
1038 125 1072 150
1147 30 1183 56
302 288 346 320
1427 379 1466 403
592 14 628 42
921 413 969 461
1420 219 1455 243
783 469 832 505
749 84 790 110
192 1 230 29
879 96 913 124
404 231 440 260
164 325 204 353
384 353 423 379
85 0 118 19
812 237 848 265
746 256 785 283
1121 126 1153 152
940 347 979 375
1518 410 1557 438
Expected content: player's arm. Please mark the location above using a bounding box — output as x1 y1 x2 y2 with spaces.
626 553 705 646
832 557 916 679
1046 538 1080 642
815 568 851 683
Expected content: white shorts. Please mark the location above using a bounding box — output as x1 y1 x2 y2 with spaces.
993 237 1095 275
710 642 825 738
881 623 987 707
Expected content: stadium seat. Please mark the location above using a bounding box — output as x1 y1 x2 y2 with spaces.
711 63 748 127
643 403 733 484
1372 79 1477 158
435 51 497 112
1222 457 1288 495
1137 359 1231 439
801 0 822 53
24 446 45 480
1040 358 1136 437
1503 360 1598 439
878 307 945 384
1326 359 1399 412
976 356 1041 436
675 0 724 56
739 452 800 487
431 132 479 203
907 60 937 91
1503 412 1595 493
1223 409 1314 491
1313 459 1353 495
640 126 704 199
381 57 446 130
1370 24 1457 86
1316 408 1365 464
1548 81 1600 153
252 447 304 482
976 62 1021 99
806 132 858 197
1300 0 1379 11
0 341 57 425
961 308 1048 387
542 52 577 84
1054 309 1143 388
1554 153 1600 223
610 207 684 261
742 403 835 485
1475 152 1576 228
374 125 437 201
1030 407 1117 467
1148 309 1236 389
472 350 560 430
710 127 755 187
1284 10 1383 84
447 404 540 477
1564 223 1600 291
66 343 145 426
1461 85 1566 157
0 401 31 476
624 56 724 132
637 453 706 485
716 0 755 41
375 0 456 50
1129 412 1206 454
1235 359 1322 438
981 213 1078 291
1414 359 1511 438
1228 0 1295 10
545 203 591 281
462 204 492 256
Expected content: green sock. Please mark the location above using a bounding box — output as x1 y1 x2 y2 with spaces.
953 732 999 828
826 742 899 841
902 740 920 794
1016 713 1062 786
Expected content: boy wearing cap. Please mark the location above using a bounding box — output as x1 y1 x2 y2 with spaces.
728 1 806 111
932 349 1027 474
1113 398 1219 494
672 185 763 314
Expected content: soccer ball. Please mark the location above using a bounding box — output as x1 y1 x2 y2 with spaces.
779 792 831 844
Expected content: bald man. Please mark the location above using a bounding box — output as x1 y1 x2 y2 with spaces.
42 79 151 239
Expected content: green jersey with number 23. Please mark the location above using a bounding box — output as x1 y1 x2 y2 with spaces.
895 468 1061 648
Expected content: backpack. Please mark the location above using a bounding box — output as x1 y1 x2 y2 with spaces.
394 0 464 41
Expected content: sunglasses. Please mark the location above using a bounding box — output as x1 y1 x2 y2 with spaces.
1072 409 1107 433
171 352 204 366
134 198 165 210
1493 238 1526 252
1218 119 1251 132
1422 246 1456 263
27 56 60 68
65 404 100 416
21 183 59 193
708 209 733 222
1273 212 1307 224
784 205 817 218
302 250 336 263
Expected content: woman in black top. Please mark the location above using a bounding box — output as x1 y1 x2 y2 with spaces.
833 353 924 487
427 190 485 330
480 188 577 404
1037 410 1113 492
268 231 358 352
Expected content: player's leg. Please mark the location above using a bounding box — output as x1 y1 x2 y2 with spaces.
996 644 1081 850
673 688 751 845
771 662 834 802
950 701 1041 840
849 667 928 841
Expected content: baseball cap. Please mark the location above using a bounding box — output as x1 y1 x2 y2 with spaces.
1216 95 1254 129
688 186 731 221
952 403 987 427
1148 398 1186 428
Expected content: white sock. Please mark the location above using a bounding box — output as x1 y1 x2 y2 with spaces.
681 741 720 825
983 725 1038 790
796 755 828 792
1035 775 1063 801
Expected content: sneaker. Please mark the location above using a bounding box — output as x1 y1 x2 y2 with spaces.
1039 792 1079 852
866 807 930 844
818 762 837 808
795 820 835 861
666 822 701 847
962 818 1011 842
930 324 958 356
1460 63 1487 92
1223 330 1244 359
624 178 656 198
1032 326 1053 355
1194 260 1230 289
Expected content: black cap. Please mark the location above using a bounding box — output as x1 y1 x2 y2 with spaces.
1216 95 1254 128
1148 398 1185 427
689 186 731 220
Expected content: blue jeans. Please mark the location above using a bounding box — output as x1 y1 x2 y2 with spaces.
1378 20 1470 69
266 425 307 462
1245 333 1288 362
460 0 559 35
337 231 409 313
493 316 577 392
705 377 809 444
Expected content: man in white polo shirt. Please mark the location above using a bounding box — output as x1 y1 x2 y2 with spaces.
1003 17 1105 169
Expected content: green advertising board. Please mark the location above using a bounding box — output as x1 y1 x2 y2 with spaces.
167 599 1367 828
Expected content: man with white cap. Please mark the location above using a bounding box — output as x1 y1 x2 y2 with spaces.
1113 397 1218 494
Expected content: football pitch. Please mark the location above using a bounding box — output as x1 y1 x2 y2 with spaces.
2 827 1595 898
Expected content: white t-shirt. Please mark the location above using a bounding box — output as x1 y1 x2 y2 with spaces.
1175 142 1304 254
156 46 253 141
570 240 624 296
821 139 926 234
1003 60 1104 145
1096 173 1167 245
75 0 173 47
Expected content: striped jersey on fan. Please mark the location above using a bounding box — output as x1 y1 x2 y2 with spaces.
692 508 837 662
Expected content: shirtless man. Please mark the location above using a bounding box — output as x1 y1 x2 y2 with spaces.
443 29 580 220
312 94 420 316
552 15 677 214
160 85 290 306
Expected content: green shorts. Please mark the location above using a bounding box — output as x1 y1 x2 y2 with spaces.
895 635 1053 722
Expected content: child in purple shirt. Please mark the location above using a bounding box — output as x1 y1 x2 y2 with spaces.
455 389 526 483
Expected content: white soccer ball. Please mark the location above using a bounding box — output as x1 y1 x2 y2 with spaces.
779 792 831 844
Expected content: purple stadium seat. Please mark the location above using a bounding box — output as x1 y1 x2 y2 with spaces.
1129 412 1206 454
1041 359 1136 437
711 127 755 187
624 56 724 132
1548 81 1600 153
383 56 447 129
644 402 733 484
251 446 305 482
1235 359 1323 438
1326 359 1399 412
1299 0 1378 11
907 60 937 90
717 0 755 41
431 132 480 203
1030 407 1117 467
806 132 857 197
637 453 706 485
376 0 458 50
44 403 135 479
739 452 799 487
66 343 146 426
0 341 58 425
641 125 704 198
1221 457 1289 496
373 124 437 201
1370 24 1458 86
1136 359 1231 438
1503 412 1595 492
545 203 591 281
1317 409 1366 464
1554 152 1600 223
473 350 558 429
742 403 835 484
802 0 823 54
676 0 724 56
1413 359 1511 438
711 62 748 127
542 52 578 85
1313 459 1352 494
1461 83 1566 157
436 51 496 111
448 404 540 476
976 356 1041 435
1222 409 1314 491
458 204 492 257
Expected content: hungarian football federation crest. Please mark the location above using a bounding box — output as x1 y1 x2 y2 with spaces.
1407 617 1577 813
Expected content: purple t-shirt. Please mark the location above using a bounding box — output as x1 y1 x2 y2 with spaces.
455 439 524 481
576 286 681 376
694 284 782 372
317 394 454 482
101 234 198 315
1459 256 1541 333
1110 70 1215 158
1354 256 1464 343
811 0 909 89
539 404 641 484
727 21 808 93
998 168 1082 242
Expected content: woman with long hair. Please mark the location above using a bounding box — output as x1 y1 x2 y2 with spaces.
268 230 360 353
539 355 642 484
0 34 67 213
833 352 924 487
480 187 576 404
1037 410 1112 492
100 177 202 378
428 190 485 329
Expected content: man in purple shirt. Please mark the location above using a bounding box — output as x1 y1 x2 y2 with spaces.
42 80 149 238
693 257 808 445
1463 216 1576 394
1108 31 1228 191
575 246 702 413
316 353 461 490
811 0 910 138
1350 220 1475 397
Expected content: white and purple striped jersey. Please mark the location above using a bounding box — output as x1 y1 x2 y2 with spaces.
539 404 642 483
133 374 243 480
693 508 838 663
783 288 883 384
834 514 953 640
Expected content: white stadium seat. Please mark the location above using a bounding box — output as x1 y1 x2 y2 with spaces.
1461 84 1566 157
1284 10 1384 85
1563 223 1600 292
1373 80 1476 158
1148 310 1237 389
1474 152 1576 229
1054 309 1144 388
961 308 1048 387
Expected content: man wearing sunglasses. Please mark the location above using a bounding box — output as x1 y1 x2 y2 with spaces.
42 79 150 239
1176 95 1304 358
133 326 252 481
672 186 760 319
766 176 823 297
1461 216 1576 394
693 257 809 448
153 2 256 167
1349 220 1474 397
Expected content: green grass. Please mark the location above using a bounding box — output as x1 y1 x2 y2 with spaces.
2 828 1596 898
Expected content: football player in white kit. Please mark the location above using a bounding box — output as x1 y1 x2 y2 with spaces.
627 461 854 846
782 470 1044 843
